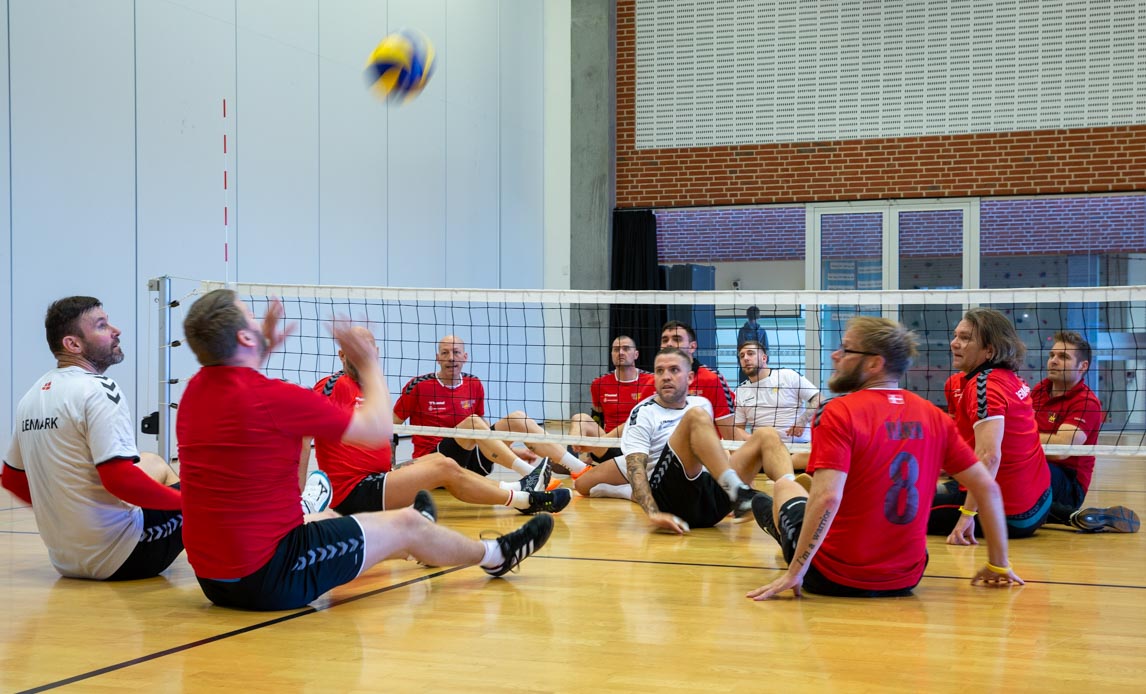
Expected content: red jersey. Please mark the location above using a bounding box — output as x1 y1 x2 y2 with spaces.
807 389 977 591
312 372 392 506
393 373 485 458
947 367 1050 515
639 362 735 421
177 366 351 579
591 370 653 431
1031 378 1102 493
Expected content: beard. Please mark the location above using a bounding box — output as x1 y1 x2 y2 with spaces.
741 362 760 378
84 341 124 373
828 361 866 394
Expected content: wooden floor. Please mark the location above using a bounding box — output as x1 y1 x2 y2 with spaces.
2 458 1145 693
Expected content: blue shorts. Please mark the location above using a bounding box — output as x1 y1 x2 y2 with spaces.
197 516 365 611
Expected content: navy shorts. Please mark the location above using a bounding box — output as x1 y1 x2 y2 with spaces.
645 445 731 529
1047 462 1086 512
197 516 366 611
928 480 1051 539
776 497 920 598
332 473 388 515
107 485 184 582
437 437 495 476
590 447 623 464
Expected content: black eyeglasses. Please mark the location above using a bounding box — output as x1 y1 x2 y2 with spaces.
837 344 879 357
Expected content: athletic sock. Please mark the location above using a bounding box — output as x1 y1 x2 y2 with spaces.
588 483 632 499
480 538 505 569
718 469 748 501
508 491 531 509
498 480 516 491
561 451 588 474
511 458 534 476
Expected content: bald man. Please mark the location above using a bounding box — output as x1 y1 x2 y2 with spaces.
393 335 555 481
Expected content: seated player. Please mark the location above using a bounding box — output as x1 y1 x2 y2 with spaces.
393 335 562 480
929 308 1052 542
657 320 736 438
734 339 820 471
568 335 652 463
1032 331 1138 533
578 347 772 528
746 316 1021 600
306 327 571 516
177 289 553 611
2 296 183 581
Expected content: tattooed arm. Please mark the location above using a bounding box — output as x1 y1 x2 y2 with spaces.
746 469 847 600
627 452 690 534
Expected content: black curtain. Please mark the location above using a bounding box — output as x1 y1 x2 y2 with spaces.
610 208 667 372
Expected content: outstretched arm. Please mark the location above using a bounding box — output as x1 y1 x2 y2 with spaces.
948 418 1004 545
626 452 689 534
951 462 1023 587
747 469 845 601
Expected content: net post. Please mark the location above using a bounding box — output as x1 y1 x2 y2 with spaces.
148 276 174 463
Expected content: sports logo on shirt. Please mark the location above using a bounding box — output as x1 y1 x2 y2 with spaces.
1047 413 1057 423
887 394 904 405
42 381 52 391
461 400 475 410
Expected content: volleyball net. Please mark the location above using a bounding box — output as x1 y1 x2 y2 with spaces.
149 278 1146 460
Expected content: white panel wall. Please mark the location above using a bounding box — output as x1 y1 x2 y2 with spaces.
9 0 138 438
0 1 561 457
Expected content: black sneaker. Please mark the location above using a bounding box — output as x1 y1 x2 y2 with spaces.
1069 506 1140 533
732 485 760 519
518 458 552 491
483 514 555 577
520 488 572 515
412 490 438 523
751 493 780 544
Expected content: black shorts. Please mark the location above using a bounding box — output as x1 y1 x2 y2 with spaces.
775 498 920 598
332 473 388 515
196 516 366 611
437 437 495 476
928 480 1051 539
645 445 731 529
1047 462 1086 512
107 487 184 582
590 447 623 464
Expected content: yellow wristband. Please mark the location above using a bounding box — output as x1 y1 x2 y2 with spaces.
986 562 1011 575
958 506 977 517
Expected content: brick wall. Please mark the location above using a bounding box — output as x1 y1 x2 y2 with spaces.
617 0 1146 209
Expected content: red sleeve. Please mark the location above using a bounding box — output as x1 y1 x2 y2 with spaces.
1 463 32 505
96 458 181 510
706 370 735 418
806 400 853 474
1061 392 1103 433
393 378 416 422
940 416 978 476
590 377 602 410
980 374 1009 421
262 379 352 442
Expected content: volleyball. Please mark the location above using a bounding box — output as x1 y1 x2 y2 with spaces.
364 30 435 103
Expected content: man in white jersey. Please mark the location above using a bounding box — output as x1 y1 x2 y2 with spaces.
734 340 821 444
580 347 781 532
2 297 183 580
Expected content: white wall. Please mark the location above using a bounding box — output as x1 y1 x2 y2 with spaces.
2 1 568 457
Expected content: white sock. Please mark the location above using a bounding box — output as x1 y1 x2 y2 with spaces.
561 451 587 473
511 458 534 476
498 480 516 491
508 491 531 509
480 538 505 568
778 473 796 482
718 469 747 500
589 483 632 499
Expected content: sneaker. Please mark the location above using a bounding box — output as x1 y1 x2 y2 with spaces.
751 493 781 544
1069 506 1140 533
412 490 438 523
518 458 552 492
570 463 595 481
483 514 555 577
520 487 572 515
301 470 332 514
732 485 760 519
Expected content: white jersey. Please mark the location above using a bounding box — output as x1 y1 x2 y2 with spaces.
734 368 820 443
620 395 712 478
5 366 142 579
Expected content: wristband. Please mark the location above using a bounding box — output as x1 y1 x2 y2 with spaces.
986 562 1012 575
959 506 977 517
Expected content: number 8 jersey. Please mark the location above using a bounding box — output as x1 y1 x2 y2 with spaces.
806 389 978 591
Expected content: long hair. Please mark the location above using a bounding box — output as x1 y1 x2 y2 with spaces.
962 307 1026 371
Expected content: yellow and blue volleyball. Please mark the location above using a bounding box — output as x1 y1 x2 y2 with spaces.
364 30 435 103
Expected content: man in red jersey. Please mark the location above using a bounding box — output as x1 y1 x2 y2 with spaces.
392 335 575 480
747 317 1021 600
177 290 553 611
929 308 1052 543
1032 331 1138 533
568 335 652 463
304 327 570 516
655 321 736 438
